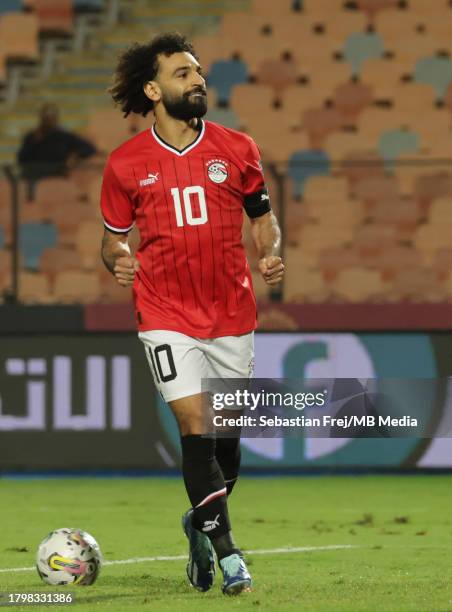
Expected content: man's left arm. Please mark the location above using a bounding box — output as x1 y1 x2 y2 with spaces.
250 211 284 286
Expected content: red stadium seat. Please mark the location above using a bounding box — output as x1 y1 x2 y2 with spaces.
0 13 39 61
26 0 73 34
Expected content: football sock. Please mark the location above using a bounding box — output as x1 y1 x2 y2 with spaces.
214 436 241 496
211 532 242 561
181 435 231 538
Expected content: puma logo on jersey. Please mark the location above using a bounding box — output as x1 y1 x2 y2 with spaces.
202 514 220 532
139 172 159 187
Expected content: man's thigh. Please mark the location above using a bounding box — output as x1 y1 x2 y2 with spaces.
139 330 208 403
203 332 255 379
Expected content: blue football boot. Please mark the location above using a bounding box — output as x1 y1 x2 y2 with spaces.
219 552 252 595
181 509 215 592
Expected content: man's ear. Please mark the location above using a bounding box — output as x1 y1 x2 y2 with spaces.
144 81 160 103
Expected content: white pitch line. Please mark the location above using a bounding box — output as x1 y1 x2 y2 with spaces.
0 544 356 574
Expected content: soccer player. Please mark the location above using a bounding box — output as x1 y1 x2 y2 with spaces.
100 32 284 595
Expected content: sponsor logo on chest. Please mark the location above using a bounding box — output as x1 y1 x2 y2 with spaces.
139 172 159 187
206 158 229 184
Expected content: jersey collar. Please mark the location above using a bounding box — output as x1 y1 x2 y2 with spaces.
151 119 205 156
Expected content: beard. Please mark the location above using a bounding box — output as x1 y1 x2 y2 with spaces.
161 88 208 121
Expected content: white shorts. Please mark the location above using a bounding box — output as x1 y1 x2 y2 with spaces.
138 330 254 403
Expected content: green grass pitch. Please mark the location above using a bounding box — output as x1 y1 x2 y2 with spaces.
1 475 451 611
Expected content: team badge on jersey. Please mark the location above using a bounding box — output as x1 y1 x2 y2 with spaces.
206 159 228 184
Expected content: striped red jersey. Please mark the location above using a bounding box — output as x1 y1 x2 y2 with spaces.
100 119 271 338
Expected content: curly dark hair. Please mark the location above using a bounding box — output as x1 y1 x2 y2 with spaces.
109 32 197 117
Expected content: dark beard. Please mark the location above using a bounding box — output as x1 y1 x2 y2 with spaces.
162 89 207 121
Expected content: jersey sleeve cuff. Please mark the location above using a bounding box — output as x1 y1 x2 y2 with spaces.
103 219 134 234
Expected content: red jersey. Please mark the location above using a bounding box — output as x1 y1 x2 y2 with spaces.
100 119 271 338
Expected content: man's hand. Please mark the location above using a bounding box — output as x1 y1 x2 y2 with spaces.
258 255 284 285
113 256 140 287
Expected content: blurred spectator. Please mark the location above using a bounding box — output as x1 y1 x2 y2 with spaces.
17 103 96 196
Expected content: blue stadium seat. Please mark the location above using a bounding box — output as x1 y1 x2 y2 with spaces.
0 226 4 249
207 59 248 106
72 0 103 10
379 129 419 171
0 0 22 14
205 108 238 129
19 223 58 270
287 150 330 199
344 32 384 76
414 57 452 100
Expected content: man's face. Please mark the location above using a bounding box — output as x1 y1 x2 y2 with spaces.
154 51 207 120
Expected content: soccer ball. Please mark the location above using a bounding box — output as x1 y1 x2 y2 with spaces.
36 528 103 586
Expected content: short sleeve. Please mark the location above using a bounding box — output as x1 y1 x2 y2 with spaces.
100 158 134 233
242 137 271 218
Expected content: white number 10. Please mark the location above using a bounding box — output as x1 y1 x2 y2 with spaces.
170 186 208 227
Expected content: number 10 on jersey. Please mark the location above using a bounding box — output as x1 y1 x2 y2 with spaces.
171 186 208 227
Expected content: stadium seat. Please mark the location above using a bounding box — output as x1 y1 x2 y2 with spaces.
0 13 39 61
428 197 452 226
318 247 361 281
378 129 420 169
86 107 133 152
251 0 293 15
34 177 82 215
27 0 73 34
39 246 80 280
323 132 367 161
75 220 102 269
360 58 406 99
343 32 385 75
333 268 385 303
19 271 52 304
205 108 238 130
207 58 249 106
73 0 103 11
386 268 445 302
414 56 452 99
283 250 330 302
352 174 398 211
391 81 438 111
298 223 354 252
413 223 452 253
255 55 300 98
307 197 364 229
229 84 274 122
340 151 385 188
282 84 333 118
432 249 452 281
191 35 228 73
374 245 423 281
356 0 399 22
332 80 374 120
413 172 452 206
53 270 100 303
98 266 132 304
19 222 58 270
303 176 349 201
353 225 397 257
287 149 330 199
0 0 23 14
367 195 422 240
307 60 352 95
301 107 345 148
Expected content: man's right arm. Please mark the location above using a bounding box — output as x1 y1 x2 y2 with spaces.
101 228 139 287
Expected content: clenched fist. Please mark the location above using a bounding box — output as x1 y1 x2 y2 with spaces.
258 255 285 286
113 256 140 287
